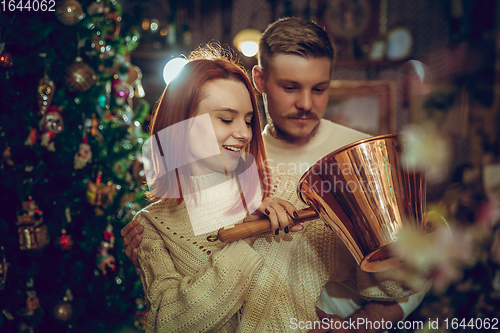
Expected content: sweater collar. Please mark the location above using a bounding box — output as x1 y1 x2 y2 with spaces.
189 172 232 192
262 119 329 151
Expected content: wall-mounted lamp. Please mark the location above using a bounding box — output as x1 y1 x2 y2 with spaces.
233 29 262 58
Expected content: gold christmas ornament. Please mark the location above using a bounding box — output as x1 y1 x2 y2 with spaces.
17 225 36 250
86 171 117 215
105 12 121 40
53 301 73 321
56 0 85 26
127 64 145 98
65 57 96 92
16 198 50 250
37 74 56 115
17 221 50 250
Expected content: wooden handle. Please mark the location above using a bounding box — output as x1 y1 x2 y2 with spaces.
217 208 318 243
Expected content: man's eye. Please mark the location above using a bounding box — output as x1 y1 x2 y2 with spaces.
313 88 326 93
283 86 297 91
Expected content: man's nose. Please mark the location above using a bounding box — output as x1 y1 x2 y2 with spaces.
296 90 312 111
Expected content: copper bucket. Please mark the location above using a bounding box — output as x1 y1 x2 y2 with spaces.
297 134 426 272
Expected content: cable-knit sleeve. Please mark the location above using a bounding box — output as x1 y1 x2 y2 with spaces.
136 211 263 333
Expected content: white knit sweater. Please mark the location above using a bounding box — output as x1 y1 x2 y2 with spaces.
262 119 429 320
135 161 426 332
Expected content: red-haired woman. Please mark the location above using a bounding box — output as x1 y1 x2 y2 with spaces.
133 44 298 332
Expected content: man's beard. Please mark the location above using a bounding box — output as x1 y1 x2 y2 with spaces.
273 119 321 145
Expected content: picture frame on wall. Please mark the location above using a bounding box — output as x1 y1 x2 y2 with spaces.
316 0 381 60
325 80 396 136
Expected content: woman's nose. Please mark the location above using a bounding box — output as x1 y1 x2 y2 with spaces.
233 121 252 141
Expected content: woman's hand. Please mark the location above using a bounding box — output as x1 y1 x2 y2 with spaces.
242 197 302 246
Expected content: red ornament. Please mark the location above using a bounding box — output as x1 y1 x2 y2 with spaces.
96 224 116 275
103 229 115 242
55 229 73 250
112 78 130 98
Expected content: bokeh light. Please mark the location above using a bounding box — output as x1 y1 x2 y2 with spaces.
163 57 188 85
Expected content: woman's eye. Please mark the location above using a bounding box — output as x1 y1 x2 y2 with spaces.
246 121 252 126
220 118 232 124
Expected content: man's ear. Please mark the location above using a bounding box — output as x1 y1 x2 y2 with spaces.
252 65 265 94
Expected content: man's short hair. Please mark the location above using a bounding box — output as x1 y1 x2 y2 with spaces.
258 17 335 76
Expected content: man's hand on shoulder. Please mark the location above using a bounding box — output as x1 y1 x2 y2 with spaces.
121 220 144 268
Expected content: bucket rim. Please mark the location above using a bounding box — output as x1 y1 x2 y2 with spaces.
297 133 402 204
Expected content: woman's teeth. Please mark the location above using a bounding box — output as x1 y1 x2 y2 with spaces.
223 145 241 152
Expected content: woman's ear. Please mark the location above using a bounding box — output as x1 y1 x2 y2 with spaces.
252 65 265 94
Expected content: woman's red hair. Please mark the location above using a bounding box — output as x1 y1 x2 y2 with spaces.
145 43 270 204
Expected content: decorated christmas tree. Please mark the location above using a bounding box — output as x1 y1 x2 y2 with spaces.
0 1 150 332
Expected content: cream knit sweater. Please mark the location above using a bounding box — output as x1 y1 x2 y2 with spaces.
262 120 429 320
136 131 427 332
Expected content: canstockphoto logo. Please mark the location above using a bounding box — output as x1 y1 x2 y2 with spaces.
142 113 262 236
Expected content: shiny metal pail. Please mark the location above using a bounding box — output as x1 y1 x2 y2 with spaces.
297 134 426 272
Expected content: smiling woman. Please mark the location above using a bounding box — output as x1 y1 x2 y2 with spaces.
132 43 300 332
188 79 254 176
145 44 268 203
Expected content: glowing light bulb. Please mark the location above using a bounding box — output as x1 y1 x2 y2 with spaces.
163 58 188 85
240 41 259 57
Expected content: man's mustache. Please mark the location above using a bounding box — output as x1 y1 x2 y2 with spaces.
286 111 318 120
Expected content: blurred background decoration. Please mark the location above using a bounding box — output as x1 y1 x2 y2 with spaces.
1 0 500 332
0 0 151 332
233 28 262 57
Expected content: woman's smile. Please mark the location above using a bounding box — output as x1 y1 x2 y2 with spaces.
189 79 253 176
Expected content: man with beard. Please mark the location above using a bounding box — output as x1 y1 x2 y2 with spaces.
123 17 428 332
